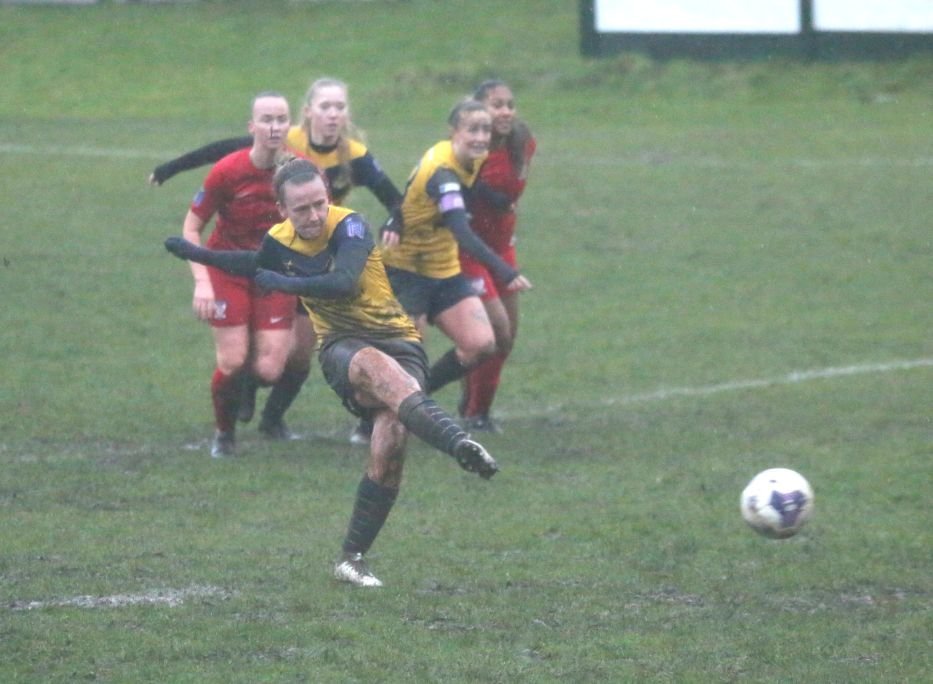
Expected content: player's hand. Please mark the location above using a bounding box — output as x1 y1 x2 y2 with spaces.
379 213 401 249
505 274 532 293
149 164 170 186
381 229 400 249
192 281 216 321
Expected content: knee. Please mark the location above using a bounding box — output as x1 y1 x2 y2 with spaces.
460 339 496 367
285 350 313 375
495 334 514 357
252 356 286 385
216 349 249 376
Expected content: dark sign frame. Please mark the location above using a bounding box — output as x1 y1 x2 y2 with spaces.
580 0 933 59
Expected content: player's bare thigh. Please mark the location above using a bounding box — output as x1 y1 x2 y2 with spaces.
433 296 495 363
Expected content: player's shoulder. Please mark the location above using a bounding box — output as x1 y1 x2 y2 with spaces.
332 206 367 233
286 125 307 145
211 148 252 175
345 138 369 159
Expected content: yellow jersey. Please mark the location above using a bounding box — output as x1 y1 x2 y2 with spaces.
381 140 484 278
263 206 419 345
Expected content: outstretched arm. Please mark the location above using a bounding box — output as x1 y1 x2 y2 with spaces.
468 179 513 211
369 174 403 213
149 136 252 185
164 236 259 277
425 168 529 291
256 237 371 299
444 206 531 292
255 215 373 299
351 153 403 212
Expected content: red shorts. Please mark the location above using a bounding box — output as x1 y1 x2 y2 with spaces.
459 245 517 302
207 267 296 330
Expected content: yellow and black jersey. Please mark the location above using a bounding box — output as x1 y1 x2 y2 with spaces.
382 140 485 279
285 128 387 207
152 131 402 212
260 206 419 346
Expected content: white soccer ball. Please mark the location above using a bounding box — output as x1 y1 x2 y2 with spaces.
740 468 814 539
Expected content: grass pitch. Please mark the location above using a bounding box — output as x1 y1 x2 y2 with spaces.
1 1 931 681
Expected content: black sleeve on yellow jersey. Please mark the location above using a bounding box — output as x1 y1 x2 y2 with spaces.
350 153 403 212
467 179 512 211
163 236 258 276
445 209 519 283
428 169 520 284
151 136 252 185
255 214 374 299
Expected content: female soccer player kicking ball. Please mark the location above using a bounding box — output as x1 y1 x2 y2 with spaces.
165 158 498 587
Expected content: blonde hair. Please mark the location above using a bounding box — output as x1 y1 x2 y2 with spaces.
302 77 366 191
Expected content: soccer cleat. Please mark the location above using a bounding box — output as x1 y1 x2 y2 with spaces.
462 414 503 434
210 430 235 459
237 377 258 423
258 419 299 441
334 552 383 587
349 419 373 446
453 439 499 480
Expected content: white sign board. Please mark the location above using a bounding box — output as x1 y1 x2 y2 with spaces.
594 0 800 34
814 0 933 32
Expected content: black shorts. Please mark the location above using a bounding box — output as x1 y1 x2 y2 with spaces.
318 336 429 419
385 267 477 323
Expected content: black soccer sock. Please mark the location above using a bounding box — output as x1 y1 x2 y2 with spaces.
426 348 469 394
397 391 469 458
260 367 309 426
237 373 259 423
341 476 399 556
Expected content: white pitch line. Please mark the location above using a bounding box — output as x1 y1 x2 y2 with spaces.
8 585 233 611
571 155 933 169
507 358 933 419
0 143 168 161
2 142 932 169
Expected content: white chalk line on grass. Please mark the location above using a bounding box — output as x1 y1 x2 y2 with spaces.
9 585 234 612
504 357 933 419
2 142 932 169
0 143 166 161
3 358 929 611
581 155 933 169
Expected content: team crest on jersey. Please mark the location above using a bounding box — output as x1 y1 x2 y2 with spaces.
192 189 205 207
345 217 366 239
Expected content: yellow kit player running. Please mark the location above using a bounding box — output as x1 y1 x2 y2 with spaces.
381 99 532 392
164 158 497 587
342 99 534 444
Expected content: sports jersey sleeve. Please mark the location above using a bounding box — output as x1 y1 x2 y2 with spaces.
151 136 252 185
163 236 259 276
255 214 374 298
350 152 403 211
428 169 520 284
188 163 227 222
467 179 512 211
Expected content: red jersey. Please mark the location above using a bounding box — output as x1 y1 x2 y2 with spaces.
190 148 281 251
467 136 536 253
